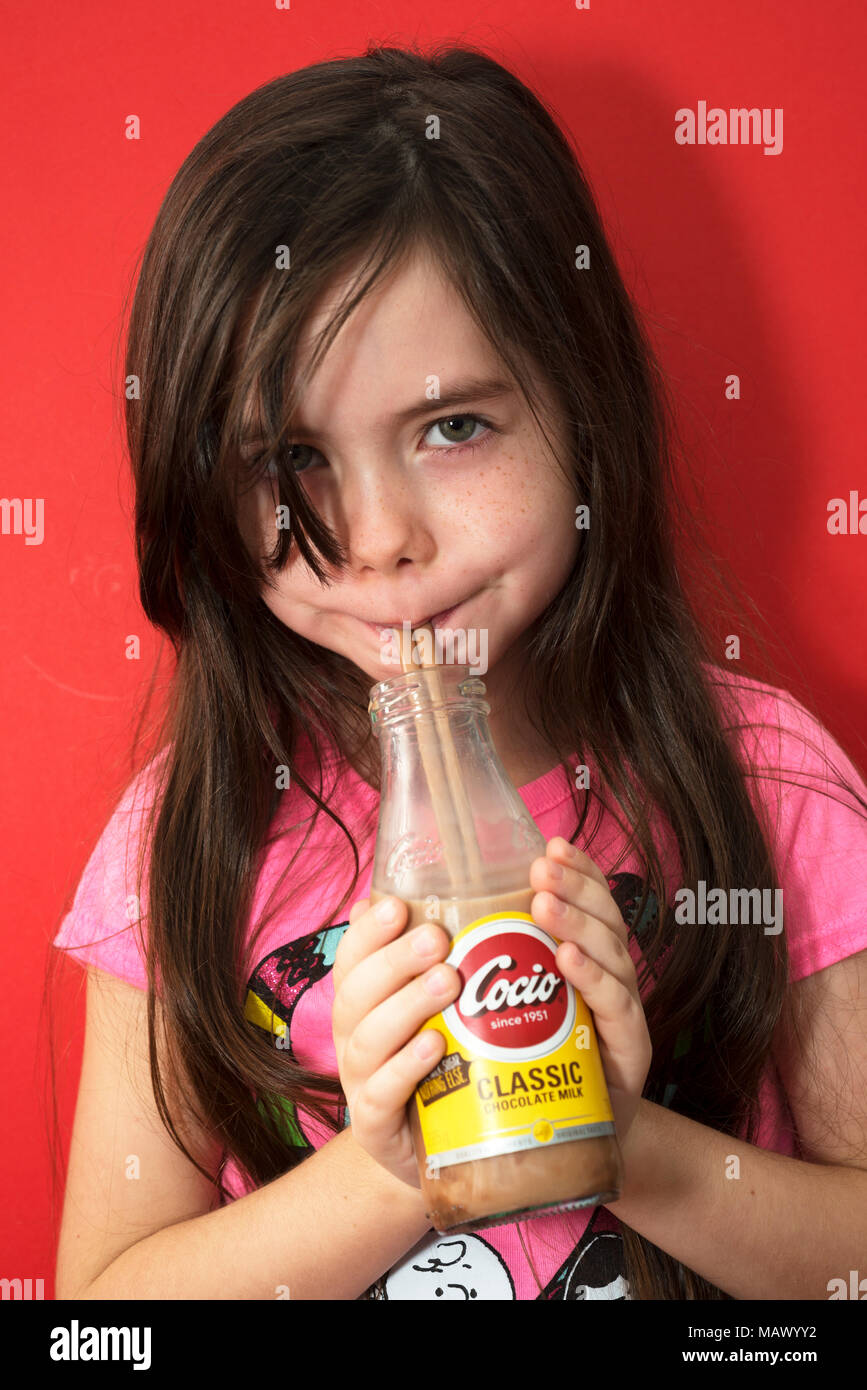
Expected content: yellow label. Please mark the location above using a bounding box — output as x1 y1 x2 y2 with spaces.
415 911 615 1170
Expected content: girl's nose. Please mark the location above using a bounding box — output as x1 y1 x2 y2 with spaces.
336 467 435 572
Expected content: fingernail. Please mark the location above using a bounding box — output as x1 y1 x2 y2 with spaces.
375 897 399 922
425 966 453 995
548 859 564 880
414 1032 439 1059
411 926 440 956
547 892 568 916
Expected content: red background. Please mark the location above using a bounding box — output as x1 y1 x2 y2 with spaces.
1 1 864 1293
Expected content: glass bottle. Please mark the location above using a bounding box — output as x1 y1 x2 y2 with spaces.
368 663 623 1234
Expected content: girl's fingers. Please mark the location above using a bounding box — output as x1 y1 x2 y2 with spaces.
530 846 629 948
333 895 409 994
530 886 637 1002
557 943 651 1093
341 960 462 1084
545 836 613 895
333 913 454 1038
350 1028 450 1144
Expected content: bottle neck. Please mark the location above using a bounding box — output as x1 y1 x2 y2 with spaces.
368 665 489 728
369 666 546 902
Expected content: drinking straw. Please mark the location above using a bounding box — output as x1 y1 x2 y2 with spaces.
398 622 486 890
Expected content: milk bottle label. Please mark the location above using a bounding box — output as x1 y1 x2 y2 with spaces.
414 911 616 1168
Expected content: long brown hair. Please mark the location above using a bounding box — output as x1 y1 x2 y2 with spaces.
49 40 867 1299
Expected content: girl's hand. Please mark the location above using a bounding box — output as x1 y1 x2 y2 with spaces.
331 896 461 1188
529 837 652 1150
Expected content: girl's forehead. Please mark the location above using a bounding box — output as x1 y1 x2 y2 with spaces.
232 245 559 441
297 250 490 374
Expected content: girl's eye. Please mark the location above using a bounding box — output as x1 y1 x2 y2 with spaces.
259 445 320 477
251 413 495 480
422 414 493 453
282 445 320 475
240 440 321 480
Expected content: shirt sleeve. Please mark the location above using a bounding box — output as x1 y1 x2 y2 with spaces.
717 675 867 982
52 756 165 991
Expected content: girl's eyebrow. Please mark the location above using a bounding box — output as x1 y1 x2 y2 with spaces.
388 375 516 425
241 376 515 442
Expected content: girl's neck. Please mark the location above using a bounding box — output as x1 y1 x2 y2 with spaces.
475 640 564 788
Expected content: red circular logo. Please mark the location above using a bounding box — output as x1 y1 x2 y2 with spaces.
453 929 569 1051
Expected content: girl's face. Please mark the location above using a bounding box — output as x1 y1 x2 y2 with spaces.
237 245 580 690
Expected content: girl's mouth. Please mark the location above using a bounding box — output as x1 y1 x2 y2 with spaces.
365 597 468 639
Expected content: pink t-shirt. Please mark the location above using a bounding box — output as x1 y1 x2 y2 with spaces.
53 667 867 1299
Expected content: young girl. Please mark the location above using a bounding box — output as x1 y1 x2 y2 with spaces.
52 43 867 1301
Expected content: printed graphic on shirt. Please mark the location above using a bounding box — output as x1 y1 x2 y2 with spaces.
244 923 351 1153
611 871 659 951
359 1205 630 1299
536 1206 630 1299
360 1232 516 1299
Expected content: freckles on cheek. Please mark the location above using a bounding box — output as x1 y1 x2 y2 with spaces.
471 454 573 552
462 458 534 536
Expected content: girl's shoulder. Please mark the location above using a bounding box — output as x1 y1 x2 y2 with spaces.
701 661 862 779
701 659 810 724
700 663 867 981
52 748 169 989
